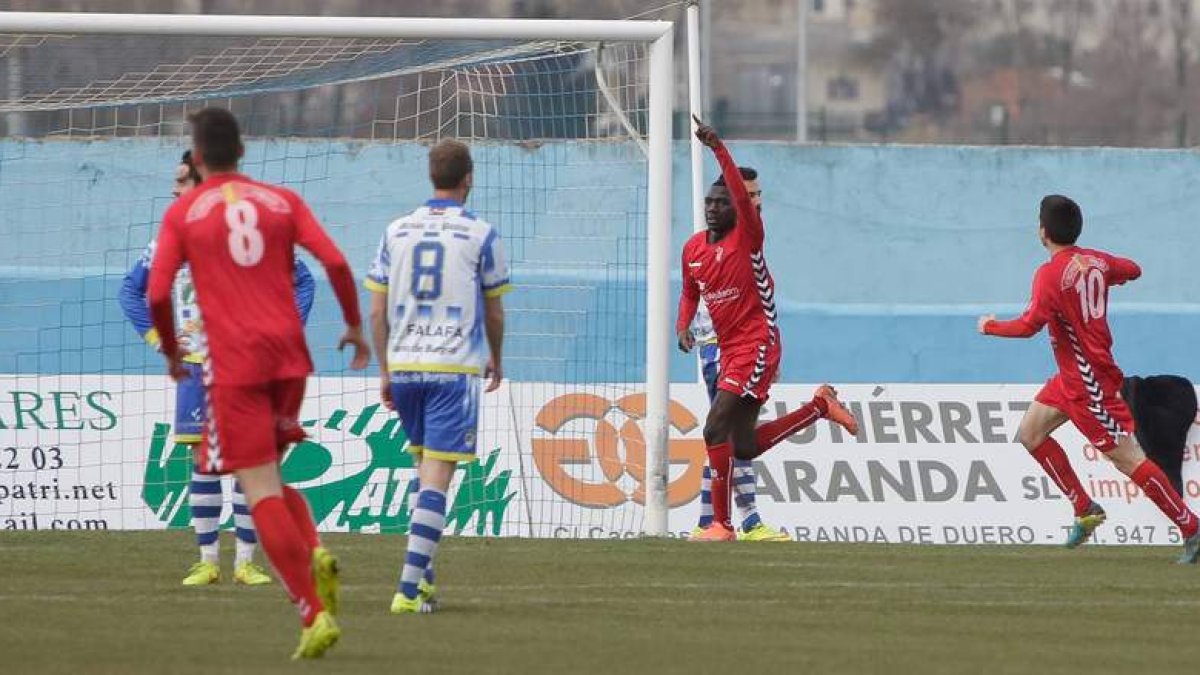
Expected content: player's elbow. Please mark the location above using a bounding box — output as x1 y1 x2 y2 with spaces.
322 254 351 278
369 298 388 325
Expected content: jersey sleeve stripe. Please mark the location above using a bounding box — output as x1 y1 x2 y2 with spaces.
364 278 388 293
482 282 513 298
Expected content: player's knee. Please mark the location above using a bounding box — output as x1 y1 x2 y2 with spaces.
703 413 729 447
1107 439 1146 476
730 445 754 462
702 422 725 447
1016 425 1046 452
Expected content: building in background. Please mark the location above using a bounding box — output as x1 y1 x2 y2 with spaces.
3 0 1200 146
707 0 889 141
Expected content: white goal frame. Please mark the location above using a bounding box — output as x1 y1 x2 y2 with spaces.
0 11 675 536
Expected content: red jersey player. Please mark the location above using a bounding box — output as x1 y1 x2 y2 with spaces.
149 108 370 658
677 117 859 542
980 194 1200 562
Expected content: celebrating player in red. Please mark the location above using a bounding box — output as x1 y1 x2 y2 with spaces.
148 107 370 658
678 117 859 542
980 195 1200 562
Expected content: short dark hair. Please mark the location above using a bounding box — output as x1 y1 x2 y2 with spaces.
429 139 473 190
180 150 202 184
712 165 758 188
1040 194 1083 245
187 107 243 171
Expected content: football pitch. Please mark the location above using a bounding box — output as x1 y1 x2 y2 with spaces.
4 533 1199 674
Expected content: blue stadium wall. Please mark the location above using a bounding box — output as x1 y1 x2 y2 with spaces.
1 139 1196 384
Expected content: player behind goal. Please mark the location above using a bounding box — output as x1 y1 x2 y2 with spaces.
120 149 317 587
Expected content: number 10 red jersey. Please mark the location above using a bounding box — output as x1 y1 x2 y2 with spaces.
985 246 1141 401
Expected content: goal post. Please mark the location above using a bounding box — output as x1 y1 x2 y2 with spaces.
0 12 674 536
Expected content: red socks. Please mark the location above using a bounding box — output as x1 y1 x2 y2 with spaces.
1031 438 1093 517
750 398 827 459
282 486 321 550
1131 459 1199 538
252 495 322 626
704 398 828 528
705 442 733 529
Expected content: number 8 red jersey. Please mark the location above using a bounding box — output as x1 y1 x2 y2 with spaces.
986 246 1141 401
149 173 361 386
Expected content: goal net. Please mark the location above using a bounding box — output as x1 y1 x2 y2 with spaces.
0 15 677 539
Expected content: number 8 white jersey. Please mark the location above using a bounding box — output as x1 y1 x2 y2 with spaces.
365 198 512 375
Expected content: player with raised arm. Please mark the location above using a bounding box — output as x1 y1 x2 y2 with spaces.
980 195 1200 562
683 167 787 543
148 108 370 659
365 139 509 614
120 150 317 587
679 118 858 542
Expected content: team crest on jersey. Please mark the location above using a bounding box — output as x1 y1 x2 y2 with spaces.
1060 254 1108 290
715 246 725 263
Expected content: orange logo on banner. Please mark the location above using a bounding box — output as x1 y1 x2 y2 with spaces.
532 393 707 508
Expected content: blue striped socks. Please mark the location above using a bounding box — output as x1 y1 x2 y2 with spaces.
189 471 222 563
733 461 761 531
399 488 446 600
232 481 257 566
698 466 714 528
189 472 259 565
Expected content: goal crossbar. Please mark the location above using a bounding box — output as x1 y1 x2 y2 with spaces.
0 12 671 42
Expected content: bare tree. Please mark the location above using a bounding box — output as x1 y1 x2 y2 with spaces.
875 0 981 124
1169 0 1194 145
1048 0 1095 93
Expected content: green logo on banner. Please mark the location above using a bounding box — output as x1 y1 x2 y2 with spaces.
141 403 515 535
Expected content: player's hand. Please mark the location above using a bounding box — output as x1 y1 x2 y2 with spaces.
380 374 394 411
977 314 995 335
338 325 371 370
692 115 720 148
165 352 188 382
677 328 695 353
485 357 503 393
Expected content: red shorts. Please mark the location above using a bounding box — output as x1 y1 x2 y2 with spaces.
198 378 308 474
716 341 781 402
1035 374 1135 452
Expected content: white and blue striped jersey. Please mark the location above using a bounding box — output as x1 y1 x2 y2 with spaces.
365 198 511 375
120 239 316 364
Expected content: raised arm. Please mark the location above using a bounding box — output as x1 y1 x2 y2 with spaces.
695 117 764 248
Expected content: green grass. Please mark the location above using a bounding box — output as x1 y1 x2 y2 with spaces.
3 533 1199 674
